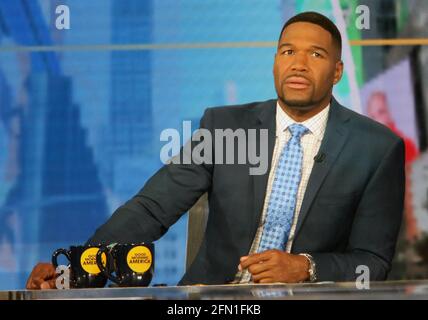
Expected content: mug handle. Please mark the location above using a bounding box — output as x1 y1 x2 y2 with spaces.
52 248 71 268
96 246 121 284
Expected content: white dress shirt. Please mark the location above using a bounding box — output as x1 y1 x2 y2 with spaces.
235 101 330 283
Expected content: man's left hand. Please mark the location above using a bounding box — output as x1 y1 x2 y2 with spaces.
238 250 309 283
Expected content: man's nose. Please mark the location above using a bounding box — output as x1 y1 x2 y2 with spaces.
290 53 308 72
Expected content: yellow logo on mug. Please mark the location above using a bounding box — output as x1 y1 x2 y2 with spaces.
126 246 152 273
80 248 106 274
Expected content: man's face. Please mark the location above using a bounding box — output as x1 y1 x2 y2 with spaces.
273 22 343 110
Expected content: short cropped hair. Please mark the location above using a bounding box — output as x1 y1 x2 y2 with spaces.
279 11 342 58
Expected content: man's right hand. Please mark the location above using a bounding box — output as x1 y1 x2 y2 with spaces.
26 263 58 290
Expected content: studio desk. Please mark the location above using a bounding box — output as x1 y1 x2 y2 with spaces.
2 280 428 300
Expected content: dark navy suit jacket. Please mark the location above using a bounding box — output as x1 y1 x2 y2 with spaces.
88 97 405 285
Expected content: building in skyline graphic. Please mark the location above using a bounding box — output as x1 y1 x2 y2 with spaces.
0 72 109 288
28 74 107 244
0 1 108 288
109 0 185 285
108 0 154 191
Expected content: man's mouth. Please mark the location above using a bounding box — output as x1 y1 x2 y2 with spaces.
284 76 311 90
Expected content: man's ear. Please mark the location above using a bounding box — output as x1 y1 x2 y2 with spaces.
333 60 344 85
273 53 277 74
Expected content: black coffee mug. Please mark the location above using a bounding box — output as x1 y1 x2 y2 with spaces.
52 245 108 288
96 243 154 287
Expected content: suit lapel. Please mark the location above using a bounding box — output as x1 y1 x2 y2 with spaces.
251 100 276 238
292 98 351 241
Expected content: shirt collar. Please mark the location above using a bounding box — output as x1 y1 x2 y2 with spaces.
276 101 330 142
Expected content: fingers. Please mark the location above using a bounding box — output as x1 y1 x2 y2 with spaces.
28 275 56 290
238 256 248 271
26 280 38 290
239 250 276 270
247 261 272 276
40 279 57 290
36 263 57 279
26 263 57 290
239 253 265 269
251 270 274 283
258 277 275 284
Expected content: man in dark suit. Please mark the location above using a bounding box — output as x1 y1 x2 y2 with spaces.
27 11 404 288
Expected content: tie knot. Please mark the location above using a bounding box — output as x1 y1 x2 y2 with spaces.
288 124 308 139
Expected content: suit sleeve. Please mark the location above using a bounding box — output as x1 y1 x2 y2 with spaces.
87 109 214 244
311 137 405 281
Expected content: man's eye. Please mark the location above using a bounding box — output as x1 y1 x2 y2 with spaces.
312 52 322 58
282 49 294 55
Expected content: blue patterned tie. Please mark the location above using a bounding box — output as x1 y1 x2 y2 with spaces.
257 123 309 252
